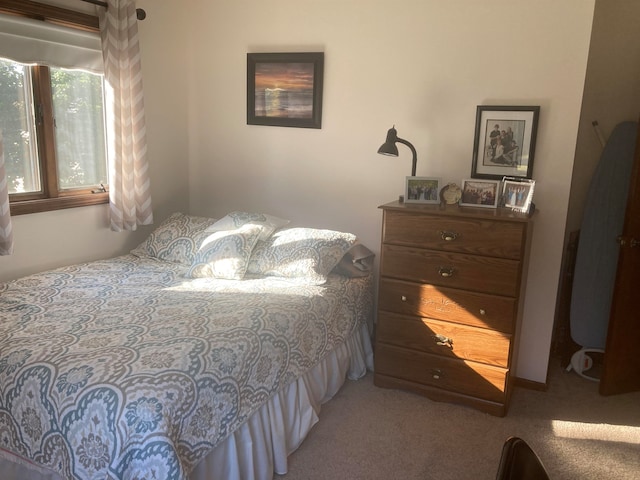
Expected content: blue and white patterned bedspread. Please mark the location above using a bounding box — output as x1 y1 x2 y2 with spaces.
0 255 372 479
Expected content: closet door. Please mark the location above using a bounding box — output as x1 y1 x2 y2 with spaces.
600 121 640 395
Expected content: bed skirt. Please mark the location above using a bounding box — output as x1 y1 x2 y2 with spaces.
190 321 374 479
0 322 374 480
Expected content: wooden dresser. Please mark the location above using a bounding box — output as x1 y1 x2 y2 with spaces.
373 200 534 416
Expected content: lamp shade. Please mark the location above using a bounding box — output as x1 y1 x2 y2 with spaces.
377 125 417 176
377 127 400 156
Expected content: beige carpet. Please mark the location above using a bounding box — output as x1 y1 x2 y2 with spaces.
278 358 640 480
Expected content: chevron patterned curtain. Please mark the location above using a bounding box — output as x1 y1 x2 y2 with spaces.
0 130 14 255
99 0 153 231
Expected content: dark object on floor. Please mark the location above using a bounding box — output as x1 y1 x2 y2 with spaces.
496 436 550 480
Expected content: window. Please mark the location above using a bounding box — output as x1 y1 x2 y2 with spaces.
0 5 108 215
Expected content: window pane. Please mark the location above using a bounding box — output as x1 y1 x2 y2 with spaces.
50 68 107 190
0 58 41 194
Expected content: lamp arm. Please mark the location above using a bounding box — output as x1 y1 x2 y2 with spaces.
397 137 417 176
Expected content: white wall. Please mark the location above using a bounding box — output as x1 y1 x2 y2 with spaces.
186 0 595 383
567 0 640 235
0 0 191 282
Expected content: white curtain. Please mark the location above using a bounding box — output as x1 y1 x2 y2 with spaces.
0 130 14 255
99 0 153 231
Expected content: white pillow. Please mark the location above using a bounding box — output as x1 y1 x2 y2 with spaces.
247 227 358 285
187 224 264 280
206 211 289 241
131 212 218 265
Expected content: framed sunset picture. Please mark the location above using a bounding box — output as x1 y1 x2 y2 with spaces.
247 52 324 128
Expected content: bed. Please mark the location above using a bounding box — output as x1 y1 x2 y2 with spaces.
0 212 375 480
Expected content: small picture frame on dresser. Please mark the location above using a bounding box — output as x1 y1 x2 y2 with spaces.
502 177 535 212
405 176 441 204
460 178 500 208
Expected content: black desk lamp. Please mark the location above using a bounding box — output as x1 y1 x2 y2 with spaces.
377 125 417 176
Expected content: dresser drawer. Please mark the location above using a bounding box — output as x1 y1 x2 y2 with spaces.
377 311 511 367
382 210 525 259
378 278 516 332
381 244 520 296
375 343 508 403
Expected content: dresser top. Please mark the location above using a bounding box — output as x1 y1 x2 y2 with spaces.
379 200 535 223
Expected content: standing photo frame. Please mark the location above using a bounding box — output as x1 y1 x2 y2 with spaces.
460 178 500 208
405 176 441 204
247 52 324 129
471 105 539 180
502 177 535 213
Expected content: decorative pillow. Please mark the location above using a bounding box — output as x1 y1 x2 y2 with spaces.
131 212 218 265
247 227 358 285
331 243 376 278
187 224 264 280
206 211 289 241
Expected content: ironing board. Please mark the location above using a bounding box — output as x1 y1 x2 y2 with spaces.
570 121 638 349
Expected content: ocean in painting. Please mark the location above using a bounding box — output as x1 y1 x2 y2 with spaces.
254 88 314 118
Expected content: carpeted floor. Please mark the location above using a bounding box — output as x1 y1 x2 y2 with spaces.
278 357 640 480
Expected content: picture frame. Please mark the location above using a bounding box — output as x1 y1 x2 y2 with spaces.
471 105 540 180
502 177 535 213
460 178 500 208
405 176 441 204
247 52 324 129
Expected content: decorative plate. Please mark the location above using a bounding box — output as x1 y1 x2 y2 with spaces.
440 183 462 205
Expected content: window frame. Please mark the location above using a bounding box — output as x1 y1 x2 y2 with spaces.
0 0 108 216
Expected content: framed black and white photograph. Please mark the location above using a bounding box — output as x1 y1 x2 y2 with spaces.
502 177 535 213
247 52 324 129
405 176 441 204
460 178 500 208
471 105 539 180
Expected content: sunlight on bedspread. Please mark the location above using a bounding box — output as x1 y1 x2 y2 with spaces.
0 254 373 480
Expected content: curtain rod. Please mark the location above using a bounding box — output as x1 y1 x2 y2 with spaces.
80 0 147 20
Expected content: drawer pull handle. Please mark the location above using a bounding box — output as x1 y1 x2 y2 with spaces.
433 334 453 348
401 295 407 302
439 231 458 242
479 308 486 316
431 369 445 380
438 267 455 277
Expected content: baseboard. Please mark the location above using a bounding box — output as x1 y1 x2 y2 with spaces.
514 376 548 391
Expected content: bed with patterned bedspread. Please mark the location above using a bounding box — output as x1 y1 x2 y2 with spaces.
0 213 374 480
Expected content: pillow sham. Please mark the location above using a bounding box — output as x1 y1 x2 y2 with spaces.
247 227 358 285
187 224 264 280
331 243 375 278
131 212 218 265
206 211 289 241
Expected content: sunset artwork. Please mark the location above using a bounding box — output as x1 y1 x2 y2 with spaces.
247 52 323 128
254 62 315 118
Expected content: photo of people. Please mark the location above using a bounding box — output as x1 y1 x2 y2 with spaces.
503 179 535 212
460 179 499 208
472 106 539 180
483 119 525 167
405 177 441 204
